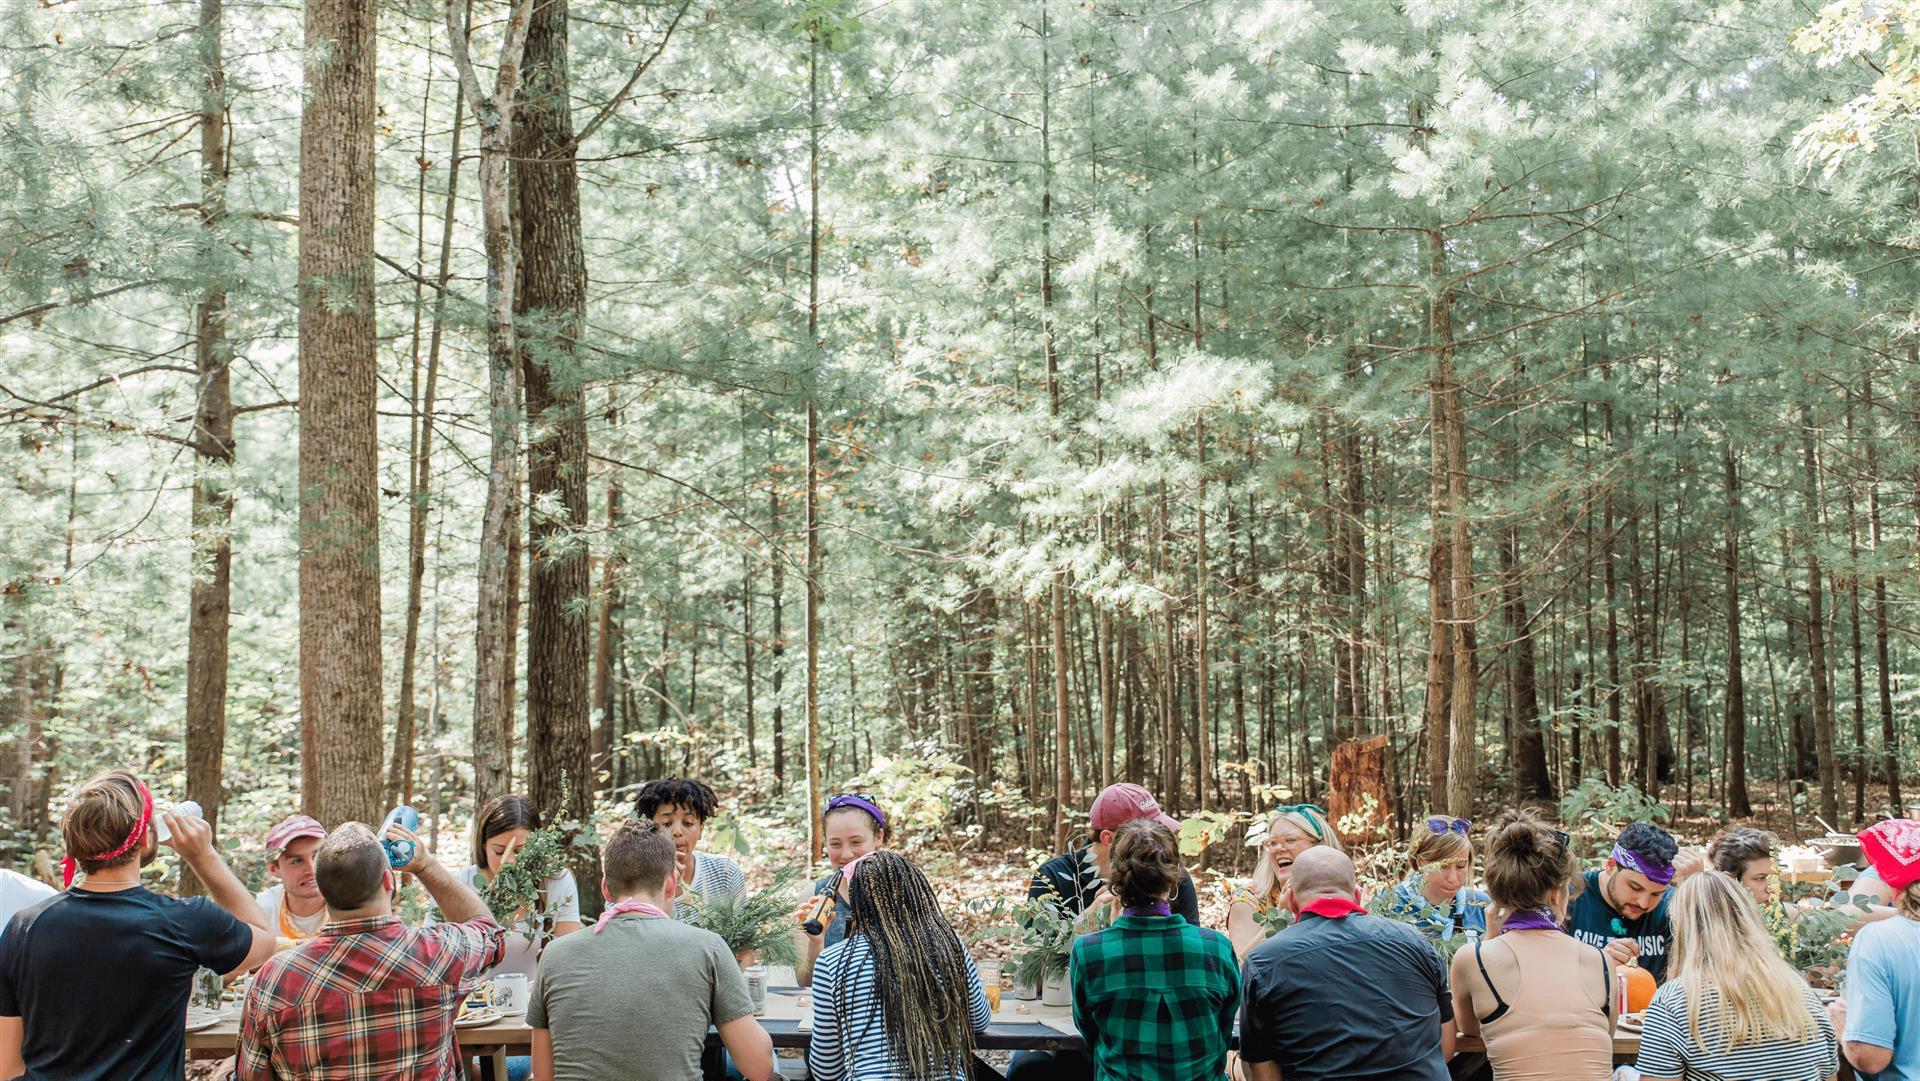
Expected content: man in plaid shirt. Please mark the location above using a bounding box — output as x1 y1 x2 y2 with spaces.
238 818 505 1080
1069 820 1240 1081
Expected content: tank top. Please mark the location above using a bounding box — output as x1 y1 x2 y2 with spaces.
1473 930 1614 1081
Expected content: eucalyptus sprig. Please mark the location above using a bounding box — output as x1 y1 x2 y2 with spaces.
479 827 569 937
686 862 804 965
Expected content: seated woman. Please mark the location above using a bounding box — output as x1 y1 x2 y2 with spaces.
1226 804 1342 959
1707 827 1779 905
634 777 747 921
459 793 584 978
795 793 889 986
1071 820 1239 1081
1451 809 1614 1081
1380 814 1490 947
1631 870 1838 1081
806 850 990 1081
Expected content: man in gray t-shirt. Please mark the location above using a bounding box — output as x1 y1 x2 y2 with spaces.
529 821 774 1081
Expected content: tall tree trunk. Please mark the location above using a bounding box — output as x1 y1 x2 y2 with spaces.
1866 373 1899 806
1723 441 1752 816
184 0 233 892
770 471 786 782
1846 402 1867 820
803 21 825 862
1037 1 1074 850
1802 403 1839 825
1503 526 1551 800
1423 218 1477 819
591 395 620 787
515 0 596 915
446 0 535 811
390 61 464 809
299 0 384 826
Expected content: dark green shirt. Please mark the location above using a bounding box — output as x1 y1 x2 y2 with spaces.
1069 914 1239 1081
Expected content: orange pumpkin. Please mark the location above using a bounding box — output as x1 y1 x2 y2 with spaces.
1621 964 1656 1013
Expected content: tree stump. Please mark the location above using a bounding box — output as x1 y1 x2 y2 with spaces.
1328 735 1394 845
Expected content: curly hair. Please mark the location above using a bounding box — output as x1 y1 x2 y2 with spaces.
1108 820 1182 909
634 778 721 822
1616 821 1679 870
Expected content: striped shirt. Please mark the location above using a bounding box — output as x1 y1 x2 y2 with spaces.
806 933 991 1081
670 852 748 922
1634 980 1838 1081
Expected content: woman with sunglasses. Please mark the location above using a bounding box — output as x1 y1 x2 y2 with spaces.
1450 809 1615 1081
1227 804 1344 959
795 792 890 987
1379 814 1490 948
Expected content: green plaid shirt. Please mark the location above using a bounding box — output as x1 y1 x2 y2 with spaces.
1069 914 1240 1081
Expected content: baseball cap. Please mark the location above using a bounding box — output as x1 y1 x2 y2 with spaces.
1090 783 1180 833
264 814 327 855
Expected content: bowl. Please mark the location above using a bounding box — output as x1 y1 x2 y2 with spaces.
1814 835 1863 867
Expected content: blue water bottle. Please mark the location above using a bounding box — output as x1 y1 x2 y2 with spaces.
378 806 420 868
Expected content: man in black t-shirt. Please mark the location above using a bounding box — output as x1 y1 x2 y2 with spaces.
1239 847 1454 1081
1562 820 1702 981
0 769 274 1080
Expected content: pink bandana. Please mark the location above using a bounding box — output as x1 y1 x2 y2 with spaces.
1860 819 1920 892
593 898 670 933
62 781 153 887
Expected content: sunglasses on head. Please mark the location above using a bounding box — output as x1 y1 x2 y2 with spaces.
1426 817 1471 835
1552 829 1571 856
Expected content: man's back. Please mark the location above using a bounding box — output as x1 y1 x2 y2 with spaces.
237 914 503 1081
1844 914 1920 1078
529 915 753 1081
0 887 253 1081
1238 912 1451 1081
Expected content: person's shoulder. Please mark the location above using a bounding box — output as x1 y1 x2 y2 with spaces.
255 882 283 908
546 867 578 891
456 864 483 888
1034 850 1078 877
1645 977 1688 1013
0 870 54 902
1852 914 1917 953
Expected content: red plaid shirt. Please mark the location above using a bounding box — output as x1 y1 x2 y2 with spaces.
237 913 506 1080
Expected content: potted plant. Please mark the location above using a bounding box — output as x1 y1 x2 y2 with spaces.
1005 895 1076 1006
687 864 804 970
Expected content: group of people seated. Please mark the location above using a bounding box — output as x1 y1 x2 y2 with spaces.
3 766 1920 1081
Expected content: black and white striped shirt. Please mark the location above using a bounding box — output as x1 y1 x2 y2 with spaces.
1634 981 1838 1080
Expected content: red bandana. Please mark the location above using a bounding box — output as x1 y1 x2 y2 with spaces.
1860 819 1920 892
61 781 153 887
1298 896 1367 920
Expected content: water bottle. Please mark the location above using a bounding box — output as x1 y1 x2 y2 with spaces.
378 806 420 868
152 800 203 844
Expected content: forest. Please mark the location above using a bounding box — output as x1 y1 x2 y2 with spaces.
4 0 1920 907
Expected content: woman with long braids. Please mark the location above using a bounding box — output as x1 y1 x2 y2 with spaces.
806 850 991 1081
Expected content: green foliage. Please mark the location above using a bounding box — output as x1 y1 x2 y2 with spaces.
478 828 569 940
686 862 804 965
1557 780 1670 854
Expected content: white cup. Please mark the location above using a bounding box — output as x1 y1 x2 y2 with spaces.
492 973 529 1013
153 801 203 844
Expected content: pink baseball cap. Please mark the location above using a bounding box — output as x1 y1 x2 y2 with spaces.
264 814 327 854
1090 783 1180 833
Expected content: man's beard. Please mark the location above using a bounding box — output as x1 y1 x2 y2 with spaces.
138 833 160 869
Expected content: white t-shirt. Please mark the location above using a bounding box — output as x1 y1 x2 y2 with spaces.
456 864 579 978
256 883 328 939
0 870 55 933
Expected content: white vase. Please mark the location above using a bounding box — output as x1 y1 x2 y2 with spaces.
1041 971 1071 1007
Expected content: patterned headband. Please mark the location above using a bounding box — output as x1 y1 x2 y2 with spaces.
1610 843 1674 886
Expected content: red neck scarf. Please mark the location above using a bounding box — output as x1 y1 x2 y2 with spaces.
62 781 152 887
1298 896 1366 920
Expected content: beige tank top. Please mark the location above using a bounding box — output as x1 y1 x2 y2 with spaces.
1473 931 1615 1081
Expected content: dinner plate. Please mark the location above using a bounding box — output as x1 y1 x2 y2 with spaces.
455 1008 503 1028
184 1008 227 1033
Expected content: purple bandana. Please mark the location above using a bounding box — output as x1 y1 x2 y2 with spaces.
1123 900 1173 918
1610 843 1674 885
1500 906 1564 933
825 794 887 831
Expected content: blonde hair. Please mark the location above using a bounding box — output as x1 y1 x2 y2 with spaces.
1669 871 1815 1052
1410 817 1472 872
1249 807 1344 905
61 770 149 875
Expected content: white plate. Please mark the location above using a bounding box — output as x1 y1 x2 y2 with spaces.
185 1009 227 1033
455 1008 503 1028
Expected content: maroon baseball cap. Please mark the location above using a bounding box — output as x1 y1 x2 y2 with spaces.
1090 783 1180 833
264 814 326 855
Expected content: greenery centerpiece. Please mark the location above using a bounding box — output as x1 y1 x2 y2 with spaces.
686 863 804 969
475 827 569 948
1764 867 1871 985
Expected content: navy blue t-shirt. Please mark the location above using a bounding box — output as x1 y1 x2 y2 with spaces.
1027 847 1202 925
1564 868 1671 981
1239 911 1452 1080
0 886 254 1080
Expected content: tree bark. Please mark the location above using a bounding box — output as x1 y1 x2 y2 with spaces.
514 0 596 916
298 0 384 827
1723 441 1752 816
389 60 464 810
184 0 233 892
1802 403 1839 825
803 20 825 862
1503 526 1551 801
1865 372 1898 806
446 0 535 811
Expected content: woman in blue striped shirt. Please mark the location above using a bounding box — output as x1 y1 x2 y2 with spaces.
807 851 991 1080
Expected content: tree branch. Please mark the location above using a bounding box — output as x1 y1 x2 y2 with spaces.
0 280 163 330
568 0 692 151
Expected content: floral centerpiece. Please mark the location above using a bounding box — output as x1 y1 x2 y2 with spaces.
473 827 569 949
